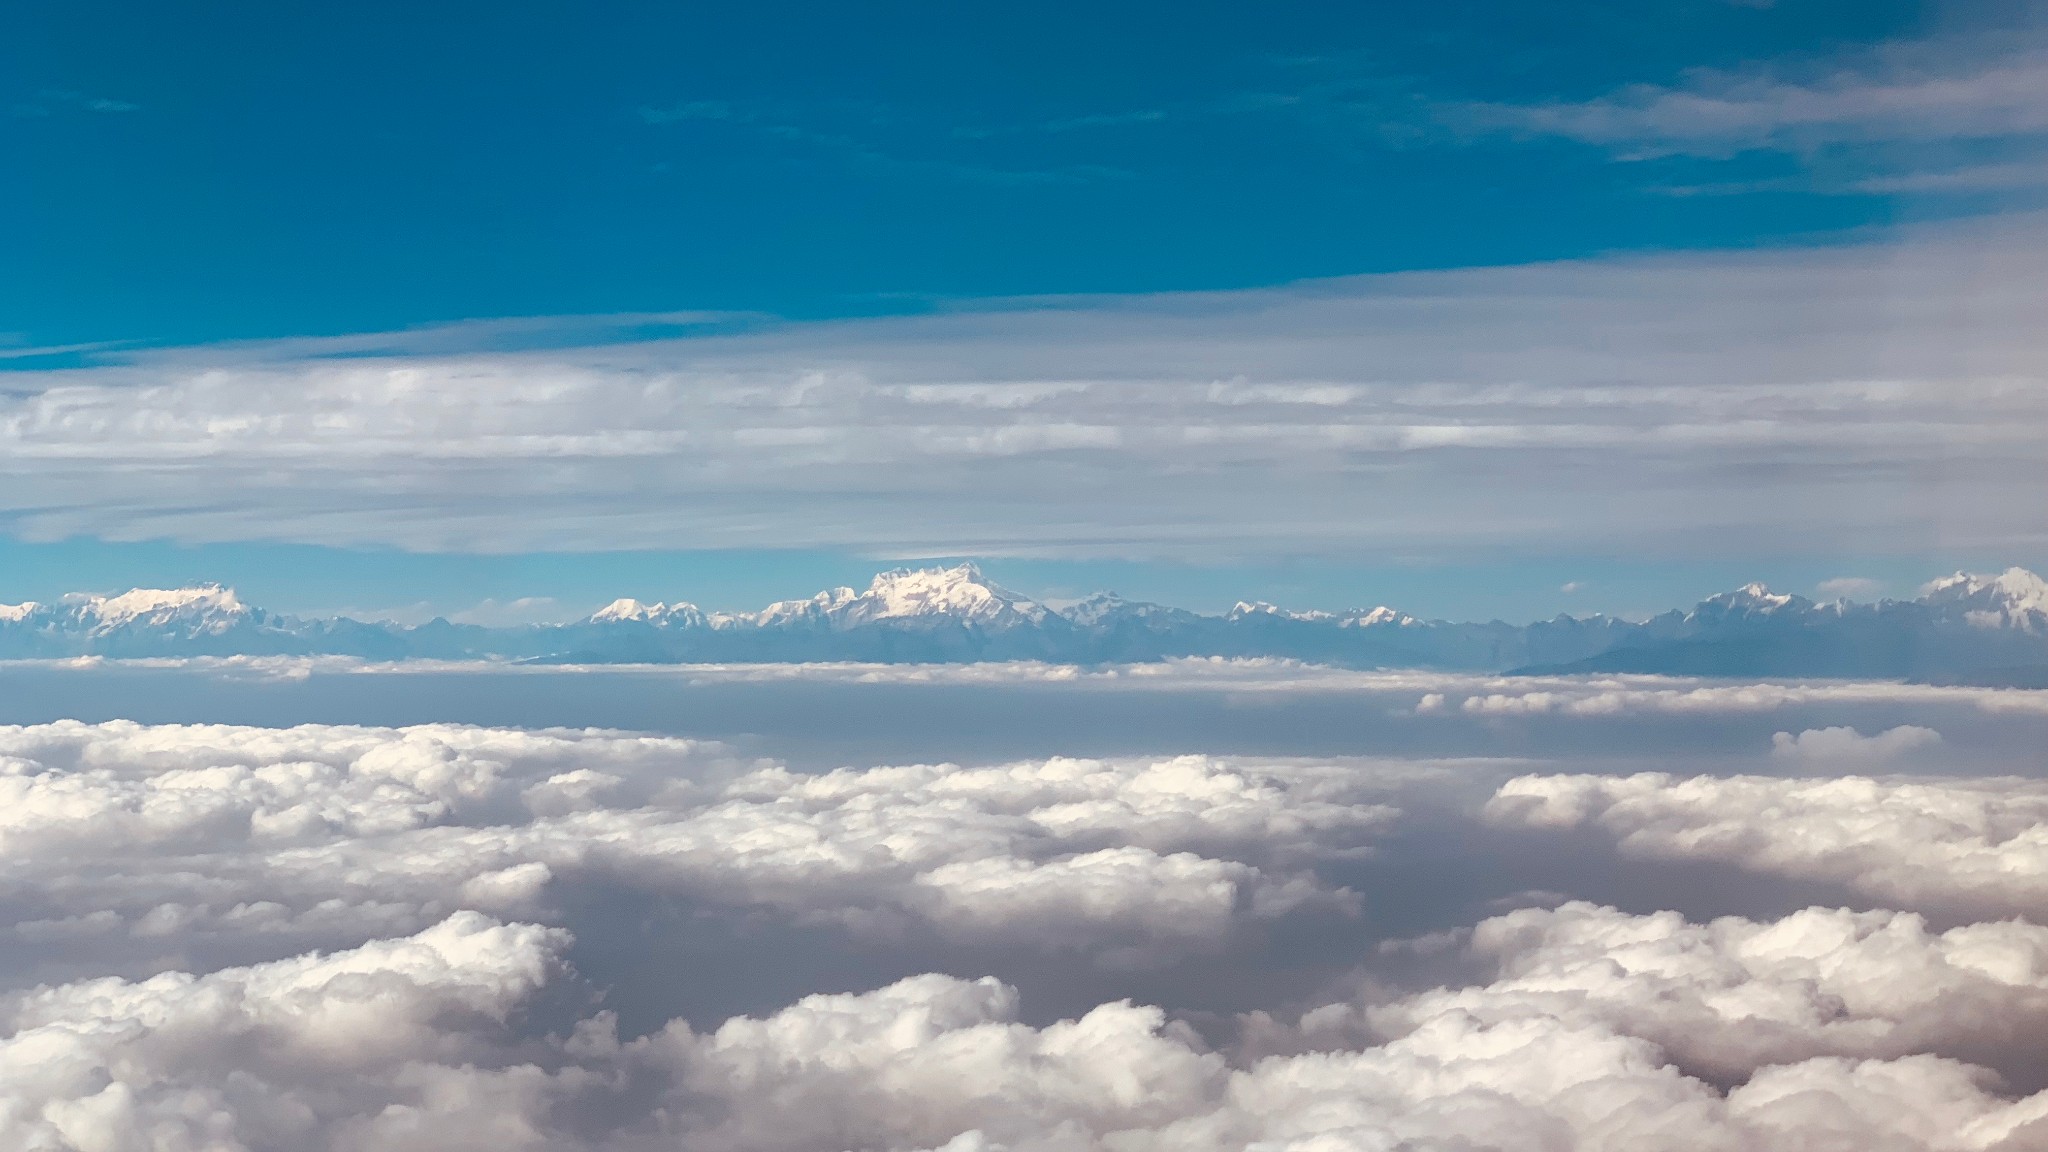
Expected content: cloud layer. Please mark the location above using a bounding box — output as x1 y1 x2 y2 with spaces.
1488 771 2048 917
0 912 571 1152
12 901 2048 1151
4 713 2048 1147
0 721 1401 965
4 215 2045 558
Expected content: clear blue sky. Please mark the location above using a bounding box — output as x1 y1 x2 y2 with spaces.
4 0 1930 347
4 1 2043 621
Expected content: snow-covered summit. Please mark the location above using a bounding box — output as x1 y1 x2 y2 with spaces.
853 563 1051 625
1228 601 1413 626
1056 592 1200 629
752 563 1053 630
1723 583 1797 610
586 598 706 628
65 585 253 635
1920 567 2048 632
1340 606 1417 628
1228 601 1336 623
1690 582 1806 620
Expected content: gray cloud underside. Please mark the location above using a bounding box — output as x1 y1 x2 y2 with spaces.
4 216 2046 557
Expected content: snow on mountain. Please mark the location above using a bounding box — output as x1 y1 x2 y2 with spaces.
1340 606 1418 628
743 585 856 628
750 563 1053 630
1919 567 2048 633
1692 582 1804 617
1057 592 1197 629
1228 601 1337 623
67 585 253 635
586 598 707 628
1 565 2043 677
1227 601 1414 627
846 563 1052 626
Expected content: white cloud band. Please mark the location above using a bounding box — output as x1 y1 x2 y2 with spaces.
5 216 2045 558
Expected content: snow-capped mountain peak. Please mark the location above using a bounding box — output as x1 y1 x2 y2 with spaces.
744 564 1052 630
591 598 661 623
1693 582 1803 617
1342 606 1416 628
1228 601 1337 623
67 585 253 634
586 598 707 627
1920 567 2048 632
1056 592 1198 629
864 563 1029 615
840 563 1051 627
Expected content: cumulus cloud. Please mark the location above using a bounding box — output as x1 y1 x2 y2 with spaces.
1487 772 2048 916
9 721 2048 1149
1771 724 1943 762
2 214 2045 558
0 912 578 1152
575 904 2048 1150
19 923 2046 1152
0 721 1400 965
1368 902 2048 1081
1817 575 1885 600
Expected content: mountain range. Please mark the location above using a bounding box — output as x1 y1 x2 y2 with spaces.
3 563 2046 683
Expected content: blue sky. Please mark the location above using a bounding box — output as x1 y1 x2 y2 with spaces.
4 0 2045 621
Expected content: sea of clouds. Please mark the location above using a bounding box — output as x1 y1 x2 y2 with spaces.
5 665 2048 1150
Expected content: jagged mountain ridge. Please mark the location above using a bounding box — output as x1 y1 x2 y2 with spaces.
3 563 2045 680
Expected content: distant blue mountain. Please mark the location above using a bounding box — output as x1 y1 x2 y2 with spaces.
3 564 2045 682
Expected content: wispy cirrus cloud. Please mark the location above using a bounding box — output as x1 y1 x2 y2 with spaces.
1447 28 2048 202
1455 38 2048 158
9 88 141 118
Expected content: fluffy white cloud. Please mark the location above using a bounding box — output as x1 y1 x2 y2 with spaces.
12 838 2048 1149
1771 724 1942 762
586 903 2048 1151
1486 772 2048 915
1367 902 2048 1080
0 722 1399 963
2 216 2044 558
0 912 578 1152
1439 678 2048 718
1817 576 1886 601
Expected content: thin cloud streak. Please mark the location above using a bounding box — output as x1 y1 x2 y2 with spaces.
1455 39 2048 158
